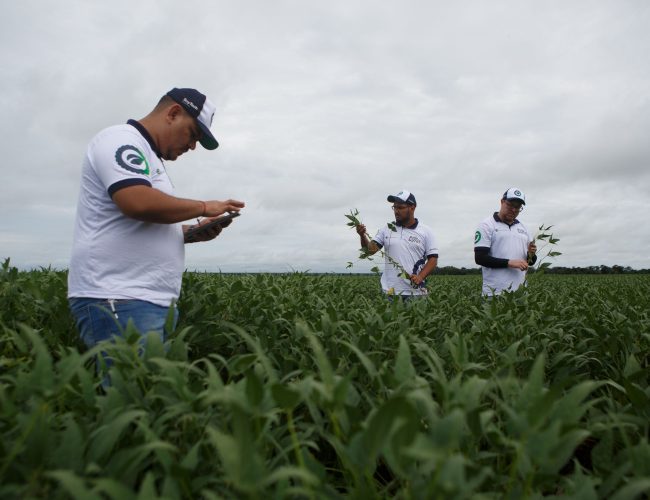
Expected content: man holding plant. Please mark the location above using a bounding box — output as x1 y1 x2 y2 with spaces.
474 188 537 296
354 190 439 298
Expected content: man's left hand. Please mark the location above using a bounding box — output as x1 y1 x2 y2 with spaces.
184 216 232 243
410 274 424 285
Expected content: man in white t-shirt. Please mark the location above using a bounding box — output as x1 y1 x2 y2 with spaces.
68 87 245 357
354 190 439 298
474 188 537 296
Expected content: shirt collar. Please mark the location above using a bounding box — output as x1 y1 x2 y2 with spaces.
493 212 520 226
127 119 162 159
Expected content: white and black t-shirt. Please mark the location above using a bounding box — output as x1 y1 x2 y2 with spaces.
474 213 533 296
68 121 184 306
372 220 438 296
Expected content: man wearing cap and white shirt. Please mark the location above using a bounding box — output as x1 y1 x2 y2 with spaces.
355 190 439 298
474 188 537 296
68 87 245 356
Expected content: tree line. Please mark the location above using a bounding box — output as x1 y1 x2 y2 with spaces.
432 265 650 275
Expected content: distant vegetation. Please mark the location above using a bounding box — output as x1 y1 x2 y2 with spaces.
433 265 650 275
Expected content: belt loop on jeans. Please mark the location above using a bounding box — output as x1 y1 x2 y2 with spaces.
108 299 119 319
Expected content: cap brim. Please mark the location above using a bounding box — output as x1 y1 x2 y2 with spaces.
387 195 415 205
197 122 219 150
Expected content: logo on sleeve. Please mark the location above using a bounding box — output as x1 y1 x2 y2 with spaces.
474 231 481 244
115 145 150 175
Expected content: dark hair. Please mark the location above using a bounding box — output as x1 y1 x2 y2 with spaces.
154 95 176 111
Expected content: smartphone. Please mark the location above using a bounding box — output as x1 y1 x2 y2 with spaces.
185 212 241 242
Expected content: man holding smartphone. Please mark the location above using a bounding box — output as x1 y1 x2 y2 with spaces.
68 87 244 361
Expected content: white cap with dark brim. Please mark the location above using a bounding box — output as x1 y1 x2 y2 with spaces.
166 87 219 150
387 189 417 206
502 187 526 204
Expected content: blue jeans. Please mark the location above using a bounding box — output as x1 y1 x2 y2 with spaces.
68 298 178 350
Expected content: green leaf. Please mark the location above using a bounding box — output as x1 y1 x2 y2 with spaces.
136 473 159 500
610 479 650 500
94 478 136 499
245 369 264 406
46 471 101 500
394 335 416 384
180 442 201 471
261 465 319 487
624 380 650 412
88 410 146 462
271 383 301 410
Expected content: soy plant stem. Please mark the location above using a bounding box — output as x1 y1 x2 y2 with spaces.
287 409 304 470
286 409 317 500
531 223 561 273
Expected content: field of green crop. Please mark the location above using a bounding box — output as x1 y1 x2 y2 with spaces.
1 259 649 499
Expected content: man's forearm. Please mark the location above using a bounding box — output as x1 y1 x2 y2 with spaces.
475 248 509 268
359 233 369 248
418 256 438 279
359 238 380 255
112 185 204 223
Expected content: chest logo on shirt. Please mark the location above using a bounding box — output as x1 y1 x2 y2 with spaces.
115 145 150 175
475 231 481 243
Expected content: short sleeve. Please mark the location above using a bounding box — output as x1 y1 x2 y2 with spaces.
372 225 389 247
87 128 153 194
425 228 438 256
474 221 492 248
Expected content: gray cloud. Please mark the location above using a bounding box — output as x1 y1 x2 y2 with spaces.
2 0 649 272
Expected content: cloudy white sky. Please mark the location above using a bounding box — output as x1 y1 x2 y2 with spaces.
2 1 649 273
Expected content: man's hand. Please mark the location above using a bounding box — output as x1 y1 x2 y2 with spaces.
184 217 222 243
410 274 424 285
203 199 245 218
508 259 529 271
356 224 380 254
527 241 538 265
184 214 238 243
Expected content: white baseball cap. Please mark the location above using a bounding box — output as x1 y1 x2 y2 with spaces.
387 189 417 206
502 187 526 205
166 87 219 150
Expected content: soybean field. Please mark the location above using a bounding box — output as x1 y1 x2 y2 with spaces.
1 260 649 499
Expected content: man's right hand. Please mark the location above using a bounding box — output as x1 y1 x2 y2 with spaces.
203 199 245 217
355 224 366 236
508 259 529 271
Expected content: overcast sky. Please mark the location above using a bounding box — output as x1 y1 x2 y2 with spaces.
2 0 649 273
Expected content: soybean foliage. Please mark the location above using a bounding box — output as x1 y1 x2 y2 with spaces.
1 260 649 498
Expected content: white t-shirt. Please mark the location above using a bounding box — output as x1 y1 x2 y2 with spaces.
372 220 438 296
68 121 184 306
474 214 533 296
